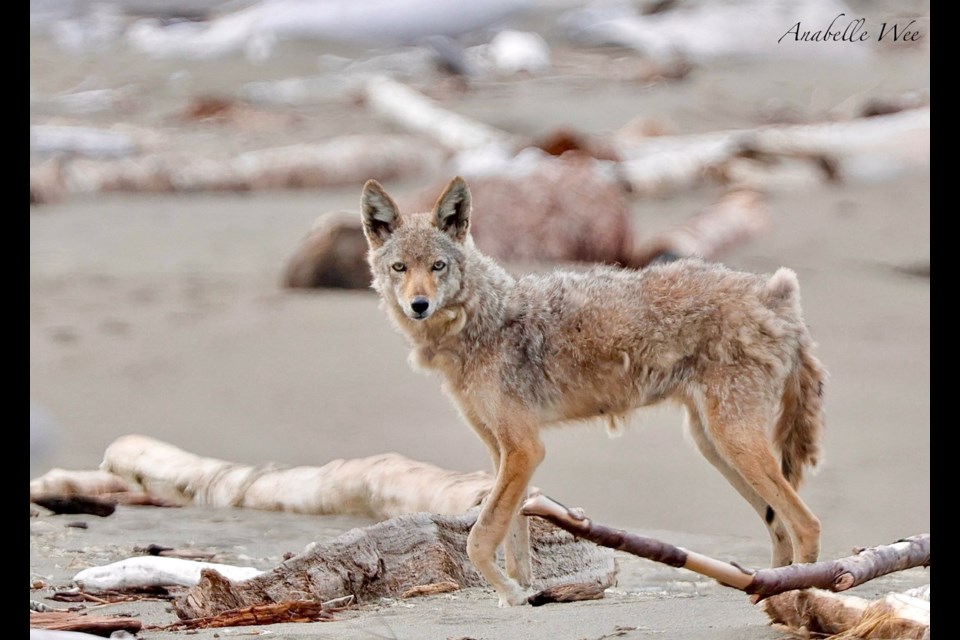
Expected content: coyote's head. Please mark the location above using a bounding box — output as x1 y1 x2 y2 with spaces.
361 176 471 321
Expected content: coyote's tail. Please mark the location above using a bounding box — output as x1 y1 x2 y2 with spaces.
764 267 827 488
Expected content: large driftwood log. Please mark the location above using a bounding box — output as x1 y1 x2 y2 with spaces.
99 435 494 519
283 158 633 288
521 495 929 599
614 106 929 195
174 507 618 619
30 135 445 204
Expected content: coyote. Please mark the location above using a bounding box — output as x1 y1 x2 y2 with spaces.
360 176 826 607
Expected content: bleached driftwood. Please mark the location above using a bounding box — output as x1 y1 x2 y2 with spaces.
521 495 929 600
363 75 520 153
173 508 617 619
628 189 769 267
30 125 137 158
99 434 494 519
30 469 135 500
29 135 445 203
612 106 930 196
73 556 264 591
762 587 930 639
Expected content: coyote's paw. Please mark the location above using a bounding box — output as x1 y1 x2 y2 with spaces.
497 584 532 607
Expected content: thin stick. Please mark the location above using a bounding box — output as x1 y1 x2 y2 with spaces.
521 494 929 600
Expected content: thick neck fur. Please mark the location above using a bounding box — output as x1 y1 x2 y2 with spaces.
386 242 514 375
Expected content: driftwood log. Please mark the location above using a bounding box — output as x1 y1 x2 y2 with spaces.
283 158 637 288
30 134 446 204
522 494 929 638
96 434 494 518
521 494 929 600
173 508 617 619
282 163 769 289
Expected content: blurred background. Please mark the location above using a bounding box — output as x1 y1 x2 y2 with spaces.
31 0 929 558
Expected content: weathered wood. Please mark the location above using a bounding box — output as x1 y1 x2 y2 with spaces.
527 581 607 606
30 469 136 501
30 495 116 517
521 494 929 599
30 135 445 203
73 556 263 591
400 581 460 598
29 610 142 635
627 189 769 268
284 159 633 289
161 599 335 629
363 75 519 152
762 588 929 639
174 508 618 619
100 434 494 519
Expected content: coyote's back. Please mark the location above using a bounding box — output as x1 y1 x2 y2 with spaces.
359 176 826 606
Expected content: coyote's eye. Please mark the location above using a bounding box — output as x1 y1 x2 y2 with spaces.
391 262 406 272
432 260 447 271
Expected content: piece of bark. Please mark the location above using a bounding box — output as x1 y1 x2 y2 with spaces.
29 610 142 635
762 588 929 639
162 598 334 629
134 544 217 560
51 587 172 603
31 495 116 517
527 581 607 606
174 508 617 619
400 581 460 599
521 494 929 600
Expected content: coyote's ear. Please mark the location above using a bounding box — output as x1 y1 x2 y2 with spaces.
360 179 402 249
432 176 471 243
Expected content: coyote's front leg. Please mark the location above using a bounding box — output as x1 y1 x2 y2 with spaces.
462 406 534 589
466 411 544 607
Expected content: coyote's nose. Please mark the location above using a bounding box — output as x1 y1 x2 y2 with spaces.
410 297 430 314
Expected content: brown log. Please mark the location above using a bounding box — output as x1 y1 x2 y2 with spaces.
174 508 617 619
29 611 142 635
283 158 632 289
31 495 116 517
527 581 607 606
521 494 929 599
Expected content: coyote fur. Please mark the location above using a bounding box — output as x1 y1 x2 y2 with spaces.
360 176 826 607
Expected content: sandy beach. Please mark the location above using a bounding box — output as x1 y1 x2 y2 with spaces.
31 2 930 637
